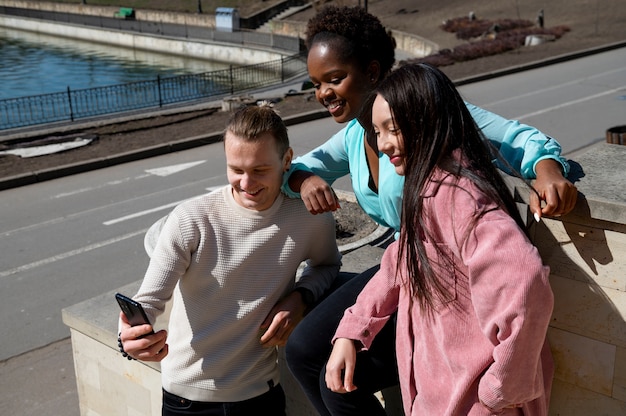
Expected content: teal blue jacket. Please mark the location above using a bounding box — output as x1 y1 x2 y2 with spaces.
283 102 569 233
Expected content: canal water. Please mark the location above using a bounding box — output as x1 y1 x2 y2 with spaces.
0 27 231 101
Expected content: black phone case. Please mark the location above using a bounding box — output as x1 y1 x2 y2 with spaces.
115 292 153 329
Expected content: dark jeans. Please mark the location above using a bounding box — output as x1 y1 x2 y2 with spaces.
285 266 399 416
162 383 286 416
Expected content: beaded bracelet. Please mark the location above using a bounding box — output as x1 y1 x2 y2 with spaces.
118 333 136 360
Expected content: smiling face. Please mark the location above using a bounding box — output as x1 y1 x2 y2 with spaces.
225 131 292 211
307 42 377 124
372 94 405 176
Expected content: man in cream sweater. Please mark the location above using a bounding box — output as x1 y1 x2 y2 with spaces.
118 105 342 416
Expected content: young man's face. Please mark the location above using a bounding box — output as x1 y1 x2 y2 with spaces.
225 131 292 211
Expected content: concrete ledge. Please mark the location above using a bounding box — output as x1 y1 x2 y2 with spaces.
62 244 402 416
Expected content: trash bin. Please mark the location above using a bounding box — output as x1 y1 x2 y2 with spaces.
606 126 626 145
215 7 240 32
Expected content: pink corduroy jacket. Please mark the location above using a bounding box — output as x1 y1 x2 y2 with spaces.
334 171 554 415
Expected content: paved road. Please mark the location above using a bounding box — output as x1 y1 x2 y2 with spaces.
0 46 623 416
458 47 626 157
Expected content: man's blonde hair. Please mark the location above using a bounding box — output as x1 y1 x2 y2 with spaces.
224 104 289 156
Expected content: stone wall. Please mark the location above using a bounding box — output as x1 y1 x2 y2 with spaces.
0 0 216 27
263 19 438 59
0 0 437 59
532 144 626 414
0 15 286 65
62 144 626 415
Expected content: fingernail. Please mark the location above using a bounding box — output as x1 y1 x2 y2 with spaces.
534 212 541 223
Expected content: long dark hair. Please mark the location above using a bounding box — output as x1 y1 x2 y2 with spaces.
375 63 527 311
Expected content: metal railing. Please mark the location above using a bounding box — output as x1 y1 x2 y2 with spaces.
0 53 307 131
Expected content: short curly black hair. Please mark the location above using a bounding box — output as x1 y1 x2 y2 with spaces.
305 5 396 77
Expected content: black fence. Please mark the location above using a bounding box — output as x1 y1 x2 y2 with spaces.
0 53 307 131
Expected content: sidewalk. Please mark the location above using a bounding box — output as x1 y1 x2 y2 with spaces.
0 338 79 416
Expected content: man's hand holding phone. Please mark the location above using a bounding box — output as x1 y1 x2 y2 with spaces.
116 293 168 362
118 311 169 362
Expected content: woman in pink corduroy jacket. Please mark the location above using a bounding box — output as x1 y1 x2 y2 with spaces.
325 63 555 415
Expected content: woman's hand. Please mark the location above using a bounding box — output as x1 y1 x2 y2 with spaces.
325 338 358 393
290 170 341 214
118 311 168 362
530 159 578 220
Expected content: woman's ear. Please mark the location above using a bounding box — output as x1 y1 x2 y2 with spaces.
367 61 382 84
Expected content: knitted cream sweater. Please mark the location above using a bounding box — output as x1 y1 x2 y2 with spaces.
135 186 342 402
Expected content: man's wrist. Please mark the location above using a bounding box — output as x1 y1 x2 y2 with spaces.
294 287 315 308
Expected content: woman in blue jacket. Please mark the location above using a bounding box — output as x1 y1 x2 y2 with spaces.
284 6 576 416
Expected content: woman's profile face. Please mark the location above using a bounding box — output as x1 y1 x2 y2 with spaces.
307 42 375 124
372 94 405 176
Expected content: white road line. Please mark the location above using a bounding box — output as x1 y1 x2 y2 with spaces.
103 186 222 225
103 199 188 225
513 86 625 120
477 67 626 108
0 229 147 279
53 174 148 199
145 161 206 177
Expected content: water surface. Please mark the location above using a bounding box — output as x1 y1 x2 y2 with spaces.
0 27 230 100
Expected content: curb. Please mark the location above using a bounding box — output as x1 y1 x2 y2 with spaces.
333 189 394 253
453 40 626 86
0 107 330 191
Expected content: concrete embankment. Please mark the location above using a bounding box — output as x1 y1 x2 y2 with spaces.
0 14 288 66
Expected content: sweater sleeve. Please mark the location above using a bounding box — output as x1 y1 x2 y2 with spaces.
295 211 342 302
133 207 198 323
333 243 401 350
466 102 569 178
461 210 553 410
281 123 352 198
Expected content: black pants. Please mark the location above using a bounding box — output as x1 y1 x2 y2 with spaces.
162 384 286 416
285 267 399 416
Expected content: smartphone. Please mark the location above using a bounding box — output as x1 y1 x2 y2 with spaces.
115 293 154 334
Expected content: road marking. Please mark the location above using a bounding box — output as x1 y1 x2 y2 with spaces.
54 176 138 198
52 160 206 198
0 229 147 279
479 67 626 107
103 186 222 225
514 86 625 119
103 199 189 225
145 161 206 177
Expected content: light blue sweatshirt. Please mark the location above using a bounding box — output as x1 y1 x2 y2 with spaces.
283 103 569 232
